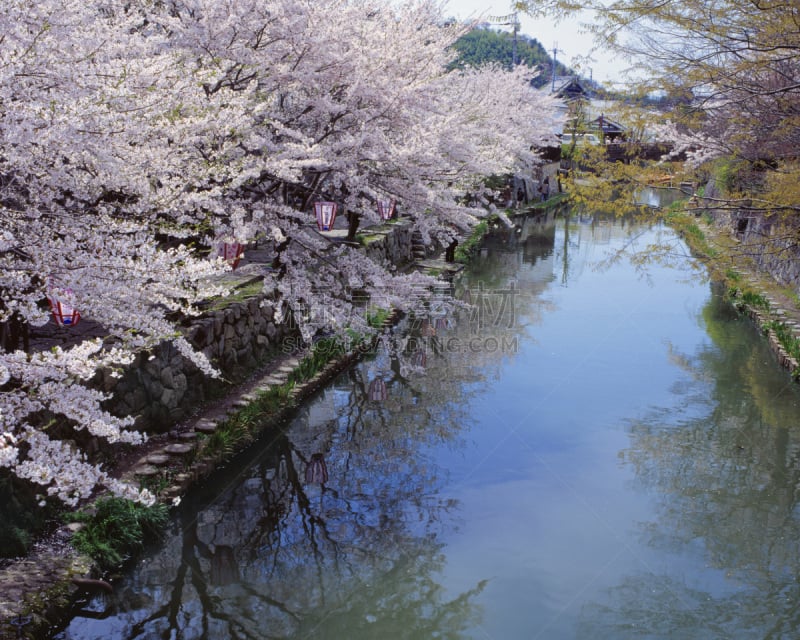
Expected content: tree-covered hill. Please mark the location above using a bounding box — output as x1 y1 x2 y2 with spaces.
448 27 572 88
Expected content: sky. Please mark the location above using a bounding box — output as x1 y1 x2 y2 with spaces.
443 0 630 85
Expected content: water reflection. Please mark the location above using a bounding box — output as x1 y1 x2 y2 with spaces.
59 408 480 638
56 210 800 639
583 286 800 638
57 216 561 640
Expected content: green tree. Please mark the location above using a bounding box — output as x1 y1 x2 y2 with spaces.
449 27 573 87
525 0 800 282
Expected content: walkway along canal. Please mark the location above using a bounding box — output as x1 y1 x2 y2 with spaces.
54 209 800 639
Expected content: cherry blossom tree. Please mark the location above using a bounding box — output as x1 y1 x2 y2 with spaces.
0 0 560 507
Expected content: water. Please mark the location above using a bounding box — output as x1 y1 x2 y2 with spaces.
55 211 800 639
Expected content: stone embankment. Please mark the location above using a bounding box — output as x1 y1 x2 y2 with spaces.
0 216 447 639
695 190 800 379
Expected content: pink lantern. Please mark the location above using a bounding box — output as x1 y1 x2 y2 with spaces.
412 348 427 368
305 453 329 484
215 240 245 270
46 279 81 327
368 378 388 402
314 201 338 231
377 199 395 221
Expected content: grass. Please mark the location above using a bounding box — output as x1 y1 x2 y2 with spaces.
206 280 265 311
197 381 296 461
67 497 169 572
288 336 349 385
366 307 391 329
454 219 490 263
764 319 800 378
358 234 385 245
737 289 771 311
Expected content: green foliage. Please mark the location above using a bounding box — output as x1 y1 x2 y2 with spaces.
200 411 256 459
448 28 571 85
138 469 176 499
764 320 800 378
725 269 741 283
712 157 749 195
454 219 490 263
740 290 770 310
727 286 770 313
68 497 169 571
531 192 569 210
288 336 348 385
366 307 391 328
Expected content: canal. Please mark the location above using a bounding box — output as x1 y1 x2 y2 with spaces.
55 210 800 639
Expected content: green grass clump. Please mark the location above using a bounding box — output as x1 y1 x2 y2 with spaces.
366 307 391 329
454 219 490 263
728 286 771 313
725 269 741 283
764 320 800 377
288 337 347 385
68 497 169 571
741 290 770 310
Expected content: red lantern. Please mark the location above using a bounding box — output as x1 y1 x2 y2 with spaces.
46 280 81 327
216 240 245 269
377 199 395 221
368 378 388 402
314 201 338 231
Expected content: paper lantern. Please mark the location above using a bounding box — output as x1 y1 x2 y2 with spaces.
215 240 245 269
314 201 338 231
305 453 329 484
46 280 81 327
377 199 395 220
368 378 388 402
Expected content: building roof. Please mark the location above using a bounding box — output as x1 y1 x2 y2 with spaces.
549 76 590 99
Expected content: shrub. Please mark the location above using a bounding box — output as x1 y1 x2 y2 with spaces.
68 497 169 571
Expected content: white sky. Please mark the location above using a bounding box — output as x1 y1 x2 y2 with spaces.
443 0 630 85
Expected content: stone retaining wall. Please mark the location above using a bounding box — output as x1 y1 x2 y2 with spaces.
103 219 427 435
103 287 297 434
704 177 800 295
360 218 441 266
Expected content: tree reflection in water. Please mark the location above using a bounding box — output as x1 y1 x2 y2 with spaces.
59 335 501 639
579 288 800 639
57 214 557 640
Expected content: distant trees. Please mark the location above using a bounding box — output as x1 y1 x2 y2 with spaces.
527 0 800 188
449 27 572 88
523 0 800 283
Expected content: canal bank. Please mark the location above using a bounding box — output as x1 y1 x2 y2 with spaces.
676 211 800 378
0 207 486 639
10 192 799 639
50 208 800 639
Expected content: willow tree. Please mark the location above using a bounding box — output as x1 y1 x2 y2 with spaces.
525 0 800 277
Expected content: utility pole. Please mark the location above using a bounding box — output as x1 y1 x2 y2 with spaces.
551 42 562 93
488 10 521 66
